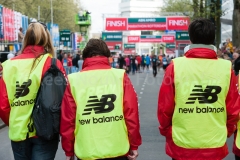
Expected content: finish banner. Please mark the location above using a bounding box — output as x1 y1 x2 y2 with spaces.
127 35 162 43
167 17 190 31
105 16 190 31
128 18 167 30
140 35 162 43
105 18 127 31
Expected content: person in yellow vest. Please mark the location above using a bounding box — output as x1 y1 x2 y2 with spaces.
60 39 142 160
0 22 66 160
158 18 240 160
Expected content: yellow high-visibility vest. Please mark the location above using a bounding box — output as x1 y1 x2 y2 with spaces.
68 68 129 159
172 57 231 148
3 54 50 141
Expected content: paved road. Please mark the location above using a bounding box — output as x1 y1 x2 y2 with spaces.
0 69 235 160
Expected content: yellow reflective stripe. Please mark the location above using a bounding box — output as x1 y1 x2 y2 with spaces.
172 57 230 148
68 69 129 159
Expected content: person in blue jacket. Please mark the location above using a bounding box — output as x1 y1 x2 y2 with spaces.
145 55 150 72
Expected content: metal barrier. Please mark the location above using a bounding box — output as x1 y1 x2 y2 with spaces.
0 42 22 62
0 42 22 52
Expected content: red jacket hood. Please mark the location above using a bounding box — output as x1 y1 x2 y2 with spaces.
184 44 218 59
22 45 45 55
82 57 111 71
13 45 45 60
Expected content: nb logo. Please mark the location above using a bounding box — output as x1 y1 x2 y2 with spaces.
15 79 32 98
186 85 222 104
82 94 117 115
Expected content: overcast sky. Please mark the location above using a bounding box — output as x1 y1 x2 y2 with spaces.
80 0 121 33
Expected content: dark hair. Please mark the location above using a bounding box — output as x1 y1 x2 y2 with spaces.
188 18 215 45
82 39 110 60
234 56 240 75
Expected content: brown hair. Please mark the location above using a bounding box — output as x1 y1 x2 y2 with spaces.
82 39 110 60
21 22 55 75
21 22 55 56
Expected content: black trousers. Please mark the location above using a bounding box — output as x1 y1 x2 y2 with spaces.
11 137 59 160
153 65 157 77
236 155 240 160
78 157 128 160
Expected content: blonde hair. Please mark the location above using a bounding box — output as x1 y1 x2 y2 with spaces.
21 22 55 57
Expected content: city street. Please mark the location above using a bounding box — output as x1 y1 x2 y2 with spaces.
0 69 236 160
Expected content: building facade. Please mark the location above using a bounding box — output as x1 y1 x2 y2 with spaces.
221 0 233 43
119 0 163 55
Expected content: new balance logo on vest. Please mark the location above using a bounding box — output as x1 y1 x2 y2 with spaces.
11 79 35 107
186 85 222 104
82 94 117 115
14 79 32 98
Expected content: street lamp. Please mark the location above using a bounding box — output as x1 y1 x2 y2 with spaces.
50 0 53 37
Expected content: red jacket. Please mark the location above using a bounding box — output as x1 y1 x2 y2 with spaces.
136 56 141 65
233 75 240 157
60 57 142 157
62 57 72 67
158 47 239 160
0 45 66 126
68 57 73 66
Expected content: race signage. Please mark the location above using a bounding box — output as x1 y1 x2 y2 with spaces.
166 43 176 54
105 41 122 50
176 31 190 40
124 44 136 49
102 32 123 51
140 35 162 43
105 18 127 31
167 17 190 31
105 16 190 31
166 43 176 48
124 43 136 54
128 36 140 43
128 18 167 30
60 30 71 42
162 35 175 43
102 32 122 42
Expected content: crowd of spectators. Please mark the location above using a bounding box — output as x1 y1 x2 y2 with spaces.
218 38 240 63
57 50 83 75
